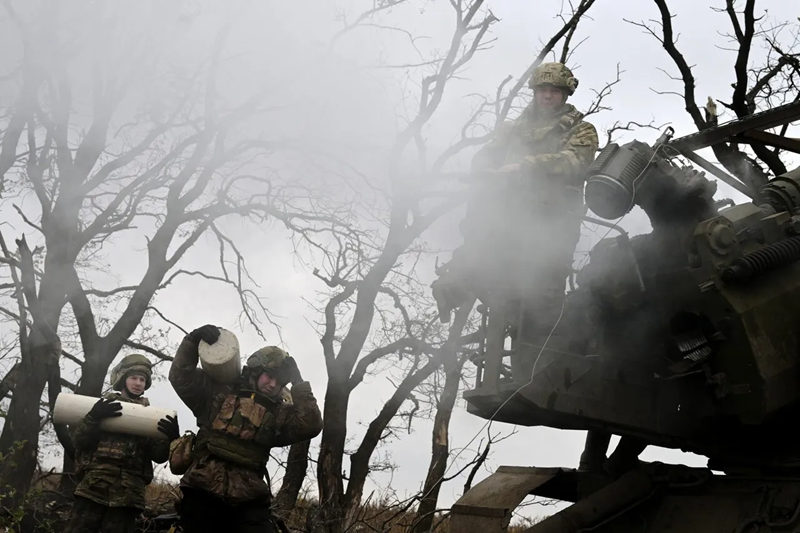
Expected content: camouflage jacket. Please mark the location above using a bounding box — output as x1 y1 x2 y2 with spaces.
471 102 599 205
169 335 323 505
71 392 170 509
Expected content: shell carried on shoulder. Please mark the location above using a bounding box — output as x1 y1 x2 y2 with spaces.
199 328 241 384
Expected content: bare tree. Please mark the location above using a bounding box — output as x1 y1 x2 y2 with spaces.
627 0 800 193
272 439 314 516
408 315 474 533
264 2 625 530
0 1 321 502
245 2 507 531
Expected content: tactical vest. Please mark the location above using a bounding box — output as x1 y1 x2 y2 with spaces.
76 394 154 483
503 105 587 211
199 390 285 471
506 105 585 162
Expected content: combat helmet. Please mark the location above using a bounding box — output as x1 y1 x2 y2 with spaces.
245 346 290 385
110 353 153 392
529 62 579 95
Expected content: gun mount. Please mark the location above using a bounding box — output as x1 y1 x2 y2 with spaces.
452 100 800 532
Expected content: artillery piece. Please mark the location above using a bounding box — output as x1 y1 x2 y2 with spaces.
447 100 800 532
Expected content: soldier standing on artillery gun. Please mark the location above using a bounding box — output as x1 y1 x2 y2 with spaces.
65 354 180 533
431 62 599 379
168 325 323 533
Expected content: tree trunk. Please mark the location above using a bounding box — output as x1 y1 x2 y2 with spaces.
0 362 21 401
411 357 465 533
343 302 475 531
410 302 474 533
48 363 74 461
273 439 310 514
0 331 60 510
50 361 78 497
75 346 111 397
57 454 79 497
314 376 349 533
0 439 37 511
0 234 72 506
343 361 439 527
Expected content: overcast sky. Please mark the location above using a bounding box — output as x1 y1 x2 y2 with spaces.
2 0 799 524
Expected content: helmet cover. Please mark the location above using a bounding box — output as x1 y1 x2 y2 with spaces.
111 353 153 392
529 62 579 95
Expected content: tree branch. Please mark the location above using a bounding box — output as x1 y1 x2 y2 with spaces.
122 339 172 362
497 0 598 126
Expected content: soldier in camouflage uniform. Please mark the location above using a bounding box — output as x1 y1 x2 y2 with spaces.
431 62 599 379
169 324 323 533
65 354 180 533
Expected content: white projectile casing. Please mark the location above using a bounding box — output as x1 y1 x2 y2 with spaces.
198 328 241 384
52 393 176 440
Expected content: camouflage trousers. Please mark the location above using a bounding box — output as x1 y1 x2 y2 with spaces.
64 496 140 533
178 488 280 533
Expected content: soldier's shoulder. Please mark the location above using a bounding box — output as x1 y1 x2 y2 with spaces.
572 119 599 142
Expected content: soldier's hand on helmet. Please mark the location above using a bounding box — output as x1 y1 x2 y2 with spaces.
157 415 180 441
283 356 303 385
87 397 123 421
189 324 220 345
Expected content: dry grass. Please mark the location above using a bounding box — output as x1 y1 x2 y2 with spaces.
4 480 544 532
279 496 542 532
144 482 181 517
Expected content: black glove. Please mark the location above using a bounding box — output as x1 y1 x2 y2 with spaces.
87 397 123 421
283 356 303 385
157 415 180 441
189 324 220 345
